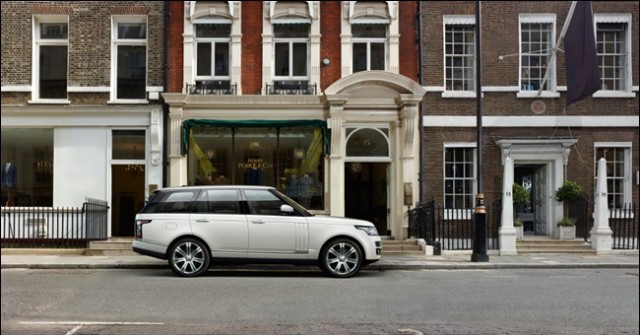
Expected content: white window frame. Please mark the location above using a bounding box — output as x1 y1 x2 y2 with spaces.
443 143 477 219
31 15 69 104
594 142 632 212
193 20 232 82
592 13 635 99
442 16 476 98
351 23 388 72
517 14 559 98
272 23 310 82
110 15 148 103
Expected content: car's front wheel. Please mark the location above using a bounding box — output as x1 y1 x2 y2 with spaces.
168 238 210 277
320 238 363 278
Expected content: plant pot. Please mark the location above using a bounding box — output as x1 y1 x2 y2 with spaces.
555 225 575 240
515 225 524 241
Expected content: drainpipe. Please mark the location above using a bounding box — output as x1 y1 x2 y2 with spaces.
161 1 170 188
417 1 424 205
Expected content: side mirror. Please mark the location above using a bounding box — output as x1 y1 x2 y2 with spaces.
280 204 295 215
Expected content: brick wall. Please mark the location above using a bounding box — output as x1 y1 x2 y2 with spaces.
319 1 341 91
241 1 263 94
1 1 165 104
166 1 183 93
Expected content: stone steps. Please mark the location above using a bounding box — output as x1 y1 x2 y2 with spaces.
381 239 425 256
516 238 595 255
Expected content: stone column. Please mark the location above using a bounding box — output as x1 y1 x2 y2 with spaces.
499 156 517 255
591 157 613 254
326 98 346 216
168 106 187 187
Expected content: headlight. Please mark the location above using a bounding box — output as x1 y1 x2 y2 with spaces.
355 225 378 236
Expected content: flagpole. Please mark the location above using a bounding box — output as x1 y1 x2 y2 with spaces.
537 1 577 96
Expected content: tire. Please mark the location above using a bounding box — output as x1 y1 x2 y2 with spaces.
320 238 363 278
168 238 210 277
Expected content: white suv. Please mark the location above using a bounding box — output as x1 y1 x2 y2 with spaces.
132 185 382 278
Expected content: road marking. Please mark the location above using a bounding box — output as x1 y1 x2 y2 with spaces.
20 321 164 325
65 324 82 335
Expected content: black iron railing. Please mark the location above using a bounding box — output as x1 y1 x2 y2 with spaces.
187 81 237 95
266 81 316 95
1 197 109 248
408 200 500 251
610 203 638 250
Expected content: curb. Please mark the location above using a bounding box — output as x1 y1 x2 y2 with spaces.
2 262 638 271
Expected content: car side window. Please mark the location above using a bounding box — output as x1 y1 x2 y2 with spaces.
244 189 288 216
141 190 199 214
194 189 241 214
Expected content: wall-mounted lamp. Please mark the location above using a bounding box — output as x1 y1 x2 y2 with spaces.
322 58 330 66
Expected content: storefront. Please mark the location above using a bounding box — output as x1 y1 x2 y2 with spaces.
1 105 163 237
163 71 425 239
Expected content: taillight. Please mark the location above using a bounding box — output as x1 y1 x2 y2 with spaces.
135 220 152 238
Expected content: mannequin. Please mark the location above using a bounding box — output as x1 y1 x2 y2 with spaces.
2 161 17 206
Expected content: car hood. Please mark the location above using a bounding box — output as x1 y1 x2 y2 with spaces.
307 215 374 227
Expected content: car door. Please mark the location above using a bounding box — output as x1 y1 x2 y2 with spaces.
243 189 308 259
190 188 248 258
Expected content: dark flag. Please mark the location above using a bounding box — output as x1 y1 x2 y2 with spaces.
564 1 601 106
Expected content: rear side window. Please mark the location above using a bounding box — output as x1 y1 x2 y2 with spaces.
194 189 241 214
140 190 199 214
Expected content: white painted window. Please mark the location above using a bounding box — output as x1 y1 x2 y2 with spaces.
444 16 475 92
595 14 632 92
33 16 68 101
194 23 231 80
594 143 632 209
444 145 477 210
273 23 310 81
352 23 387 72
519 14 555 92
111 16 147 101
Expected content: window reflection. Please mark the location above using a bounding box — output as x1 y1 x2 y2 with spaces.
188 126 324 210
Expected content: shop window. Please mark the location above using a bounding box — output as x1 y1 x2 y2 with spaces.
1 129 54 207
188 126 324 210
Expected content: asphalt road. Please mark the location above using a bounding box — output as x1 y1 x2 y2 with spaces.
2 267 638 335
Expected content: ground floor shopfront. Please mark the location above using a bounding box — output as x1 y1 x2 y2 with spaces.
163 72 425 239
1 105 163 238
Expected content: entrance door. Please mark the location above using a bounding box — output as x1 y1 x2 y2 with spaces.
344 162 388 235
111 165 145 236
533 165 548 235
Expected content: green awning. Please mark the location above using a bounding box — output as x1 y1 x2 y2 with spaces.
182 119 329 154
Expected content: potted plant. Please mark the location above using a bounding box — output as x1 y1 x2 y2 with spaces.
556 217 576 240
553 180 582 239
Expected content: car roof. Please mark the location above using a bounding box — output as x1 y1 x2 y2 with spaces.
157 185 275 192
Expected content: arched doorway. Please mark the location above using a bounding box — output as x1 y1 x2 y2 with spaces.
344 127 391 235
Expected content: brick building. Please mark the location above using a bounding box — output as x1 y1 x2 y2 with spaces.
1 1 165 237
420 1 638 252
162 1 425 238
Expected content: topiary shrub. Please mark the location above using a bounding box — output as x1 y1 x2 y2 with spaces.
554 180 583 203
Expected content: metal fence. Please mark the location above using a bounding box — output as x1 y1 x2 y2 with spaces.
409 200 500 251
410 198 638 251
1 198 109 248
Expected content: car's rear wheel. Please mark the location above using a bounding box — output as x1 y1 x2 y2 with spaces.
168 238 210 277
320 238 363 278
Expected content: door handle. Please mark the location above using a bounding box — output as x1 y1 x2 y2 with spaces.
195 219 208 223
251 220 265 224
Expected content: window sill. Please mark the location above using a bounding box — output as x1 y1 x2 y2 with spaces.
28 99 71 105
107 100 149 105
441 91 482 98
516 91 560 98
592 91 636 99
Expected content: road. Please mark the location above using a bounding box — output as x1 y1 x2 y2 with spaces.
2 267 638 335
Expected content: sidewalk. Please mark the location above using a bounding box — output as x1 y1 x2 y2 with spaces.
2 250 638 271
